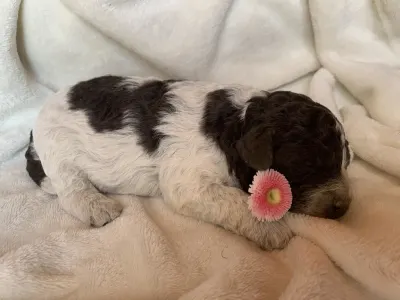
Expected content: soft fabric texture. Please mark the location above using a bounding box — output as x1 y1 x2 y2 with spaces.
1 0 400 299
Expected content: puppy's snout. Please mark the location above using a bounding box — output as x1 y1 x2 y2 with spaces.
326 198 349 219
297 177 352 219
321 182 352 219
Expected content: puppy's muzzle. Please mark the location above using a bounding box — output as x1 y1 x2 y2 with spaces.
294 176 352 219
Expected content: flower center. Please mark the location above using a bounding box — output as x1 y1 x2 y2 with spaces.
266 188 281 205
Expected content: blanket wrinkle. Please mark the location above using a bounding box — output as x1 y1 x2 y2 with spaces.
0 0 50 163
341 104 400 178
1 0 400 299
62 0 237 80
310 0 400 129
373 0 400 55
61 0 320 89
287 177 400 300
19 0 168 92
308 68 342 122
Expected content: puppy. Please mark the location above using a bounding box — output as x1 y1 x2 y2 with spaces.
25 76 352 250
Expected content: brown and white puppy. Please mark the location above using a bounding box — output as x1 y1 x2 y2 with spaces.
25 76 352 250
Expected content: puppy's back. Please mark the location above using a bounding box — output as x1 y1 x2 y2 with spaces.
31 75 264 195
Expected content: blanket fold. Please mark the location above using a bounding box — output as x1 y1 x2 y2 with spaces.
310 0 400 129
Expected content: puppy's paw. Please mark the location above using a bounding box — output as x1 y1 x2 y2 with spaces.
88 196 123 227
246 220 294 251
260 228 293 251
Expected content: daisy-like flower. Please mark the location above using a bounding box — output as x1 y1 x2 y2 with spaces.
248 169 292 222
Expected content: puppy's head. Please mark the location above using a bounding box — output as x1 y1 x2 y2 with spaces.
237 91 352 219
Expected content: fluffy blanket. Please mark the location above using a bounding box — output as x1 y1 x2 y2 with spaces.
1 0 400 299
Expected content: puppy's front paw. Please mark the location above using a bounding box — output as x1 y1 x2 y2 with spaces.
88 196 123 227
260 228 293 251
246 220 294 251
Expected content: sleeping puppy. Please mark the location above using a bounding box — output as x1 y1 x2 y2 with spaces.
25 76 352 250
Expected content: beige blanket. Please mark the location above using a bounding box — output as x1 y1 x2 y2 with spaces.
0 158 396 300
1 0 400 299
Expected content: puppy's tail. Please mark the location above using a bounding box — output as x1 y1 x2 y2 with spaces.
25 131 56 195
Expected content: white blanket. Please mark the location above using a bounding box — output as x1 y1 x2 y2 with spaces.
1 0 400 299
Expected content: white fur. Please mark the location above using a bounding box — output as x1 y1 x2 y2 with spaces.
33 78 292 249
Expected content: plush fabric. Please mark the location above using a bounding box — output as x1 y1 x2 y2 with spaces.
1 0 400 299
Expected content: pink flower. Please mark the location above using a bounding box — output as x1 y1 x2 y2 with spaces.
248 169 292 222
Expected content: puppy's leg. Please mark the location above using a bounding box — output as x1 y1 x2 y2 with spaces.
50 164 123 227
159 165 293 250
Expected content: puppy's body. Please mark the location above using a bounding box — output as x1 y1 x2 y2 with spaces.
27 75 352 249
34 78 251 195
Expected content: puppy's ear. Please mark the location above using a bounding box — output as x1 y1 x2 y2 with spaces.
236 126 273 170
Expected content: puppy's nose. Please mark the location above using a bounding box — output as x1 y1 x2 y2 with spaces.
327 201 349 219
